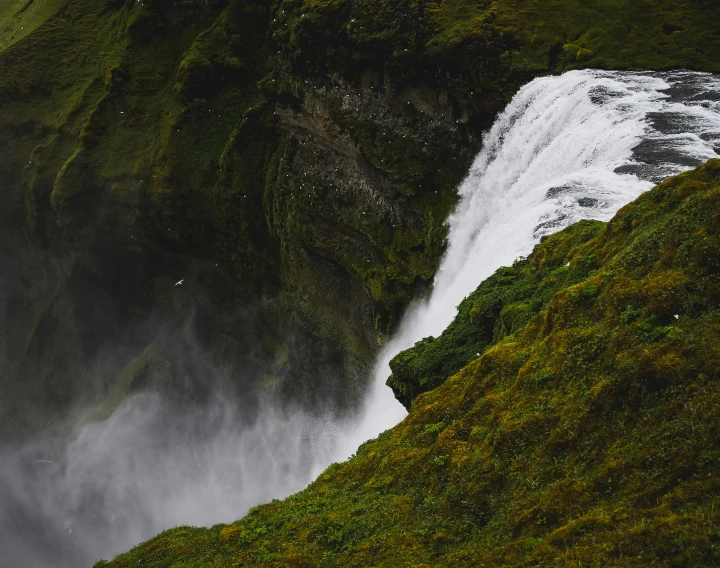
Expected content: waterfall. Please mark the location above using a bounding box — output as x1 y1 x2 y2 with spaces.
333 69 720 457
3 70 719 567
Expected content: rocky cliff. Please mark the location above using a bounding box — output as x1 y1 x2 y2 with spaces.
1 0 719 435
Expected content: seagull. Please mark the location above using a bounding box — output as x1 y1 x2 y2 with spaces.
175 279 184 286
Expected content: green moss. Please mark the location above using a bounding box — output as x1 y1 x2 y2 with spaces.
270 0 720 114
0 0 68 52
101 161 720 567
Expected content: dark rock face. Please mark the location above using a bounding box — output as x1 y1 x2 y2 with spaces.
0 0 479 437
265 73 480 406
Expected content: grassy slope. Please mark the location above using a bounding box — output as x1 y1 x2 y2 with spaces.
98 160 720 567
431 0 720 72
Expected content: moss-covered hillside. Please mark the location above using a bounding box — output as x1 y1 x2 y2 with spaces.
100 161 720 567
387 220 606 409
1 0 719 436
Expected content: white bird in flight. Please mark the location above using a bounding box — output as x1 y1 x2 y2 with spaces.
175 279 184 286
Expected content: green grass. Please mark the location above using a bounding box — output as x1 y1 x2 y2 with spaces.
0 0 68 51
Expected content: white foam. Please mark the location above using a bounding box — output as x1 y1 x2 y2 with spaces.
332 70 720 460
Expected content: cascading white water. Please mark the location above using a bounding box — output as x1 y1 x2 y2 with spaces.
331 69 720 457
3 70 719 567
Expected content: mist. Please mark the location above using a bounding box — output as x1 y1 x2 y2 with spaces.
0 388 358 566
0 233 400 566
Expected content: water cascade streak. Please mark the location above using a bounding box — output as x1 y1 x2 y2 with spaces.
2 70 719 567
335 70 720 456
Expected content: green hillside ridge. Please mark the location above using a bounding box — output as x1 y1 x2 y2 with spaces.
99 160 720 567
274 0 720 104
2 0 720 436
388 220 605 409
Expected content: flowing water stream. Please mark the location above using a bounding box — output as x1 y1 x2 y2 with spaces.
337 70 720 455
2 70 720 567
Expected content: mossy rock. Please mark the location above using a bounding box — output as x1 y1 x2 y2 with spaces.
388 219 605 409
